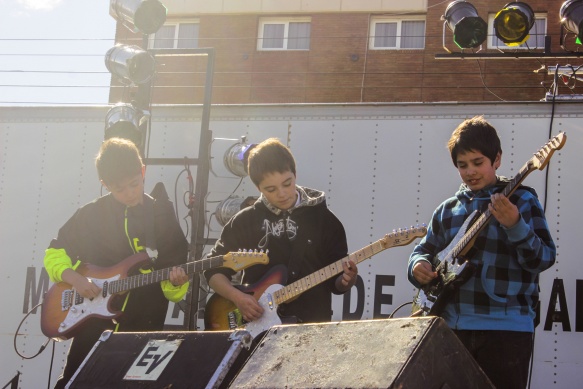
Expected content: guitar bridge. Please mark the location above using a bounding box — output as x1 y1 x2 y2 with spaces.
61 289 74 311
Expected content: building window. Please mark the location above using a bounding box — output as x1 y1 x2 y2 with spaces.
258 18 311 50
149 21 199 49
370 18 426 49
488 14 546 49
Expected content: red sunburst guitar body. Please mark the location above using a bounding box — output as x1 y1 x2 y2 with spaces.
40 251 269 340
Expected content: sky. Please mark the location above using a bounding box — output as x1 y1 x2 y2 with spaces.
0 0 117 106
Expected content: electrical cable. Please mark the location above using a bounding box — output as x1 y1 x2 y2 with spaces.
13 302 51 360
389 301 413 318
475 59 507 102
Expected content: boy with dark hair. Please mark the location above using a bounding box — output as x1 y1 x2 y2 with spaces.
408 116 556 389
204 138 358 328
44 137 189 388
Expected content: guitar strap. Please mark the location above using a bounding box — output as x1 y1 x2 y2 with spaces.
143 196 158 261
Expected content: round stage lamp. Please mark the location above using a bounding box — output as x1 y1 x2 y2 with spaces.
223 141 257 177
215 197 246 226
104 103 144 146
494 2 535 46
105 44 156 85
215 196 258 226
109 0 167 35
443 1 488 49
561 0 583 43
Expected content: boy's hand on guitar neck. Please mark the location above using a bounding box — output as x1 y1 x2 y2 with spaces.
413 261 437 286
489 193 520 229
336 260 358 291
169 266 189 287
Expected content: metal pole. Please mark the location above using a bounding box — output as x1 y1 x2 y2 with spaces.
184 48 215 330
141 47 216 330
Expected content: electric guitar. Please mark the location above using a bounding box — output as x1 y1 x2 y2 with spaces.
411 132 567 317
40 250 269 340
204 226 427 338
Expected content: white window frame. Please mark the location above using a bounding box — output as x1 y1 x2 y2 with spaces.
257 17 311 51
487 13 547 50
148 20 200 49
369 17 426 50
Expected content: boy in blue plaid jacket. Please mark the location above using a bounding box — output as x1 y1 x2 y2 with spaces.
408 116 556 389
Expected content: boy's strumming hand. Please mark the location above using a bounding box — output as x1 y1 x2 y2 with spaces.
413 261 437 285
234 291 264 322
72 277 102 299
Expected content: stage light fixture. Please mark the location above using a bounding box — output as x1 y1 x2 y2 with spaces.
109 0 167 35
443 1 488 49
493 2 535 46
105 44 156 85
223 138 257 177
215 196 245 226
104 103 148 146
215 196 258 226
561 0 583 44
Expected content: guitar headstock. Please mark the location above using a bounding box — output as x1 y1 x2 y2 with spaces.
222 250 269 271
381 225 428 248
531 132 566 171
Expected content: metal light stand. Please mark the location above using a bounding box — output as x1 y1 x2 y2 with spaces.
142 46 216 331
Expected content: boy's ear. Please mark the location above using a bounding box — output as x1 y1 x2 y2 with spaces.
494 152 502 169
100 180 109 191
142 165 146 178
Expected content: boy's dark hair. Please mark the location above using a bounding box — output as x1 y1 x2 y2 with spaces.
247 138 296 187
448 115 502 167
96 137 143 185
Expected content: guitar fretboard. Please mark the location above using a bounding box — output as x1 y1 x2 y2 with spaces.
447 134 564 261
271 227 426 305
107 255 224 294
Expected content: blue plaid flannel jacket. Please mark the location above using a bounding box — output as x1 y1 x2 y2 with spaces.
408 177 556 332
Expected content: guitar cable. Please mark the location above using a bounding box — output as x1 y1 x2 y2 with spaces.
13 302 51 360
389 301 413 318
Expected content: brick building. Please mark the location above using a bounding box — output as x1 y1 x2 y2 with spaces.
109 0 583 105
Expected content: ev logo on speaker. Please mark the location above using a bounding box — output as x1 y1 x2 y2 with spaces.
124 339 183 381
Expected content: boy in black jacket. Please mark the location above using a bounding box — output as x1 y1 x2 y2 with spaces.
204 138 358 332
44 138 189 388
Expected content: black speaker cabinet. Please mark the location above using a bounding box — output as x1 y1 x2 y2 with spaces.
66 329 254 389
230 317 495 389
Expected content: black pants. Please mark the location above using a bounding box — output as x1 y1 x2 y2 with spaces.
54 321 113 389
453 329 533 389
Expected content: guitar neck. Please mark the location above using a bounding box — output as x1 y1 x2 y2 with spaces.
108 255 224 295
450 162 534 259
272 237 389 305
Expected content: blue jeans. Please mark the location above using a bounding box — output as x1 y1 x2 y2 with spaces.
453 329 533 389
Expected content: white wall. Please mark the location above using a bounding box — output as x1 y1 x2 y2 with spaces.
1 102 581 388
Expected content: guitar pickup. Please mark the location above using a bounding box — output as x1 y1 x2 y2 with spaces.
228 309 247 330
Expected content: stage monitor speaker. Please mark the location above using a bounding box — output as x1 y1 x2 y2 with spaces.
66 329 254 389
230 317 495 389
